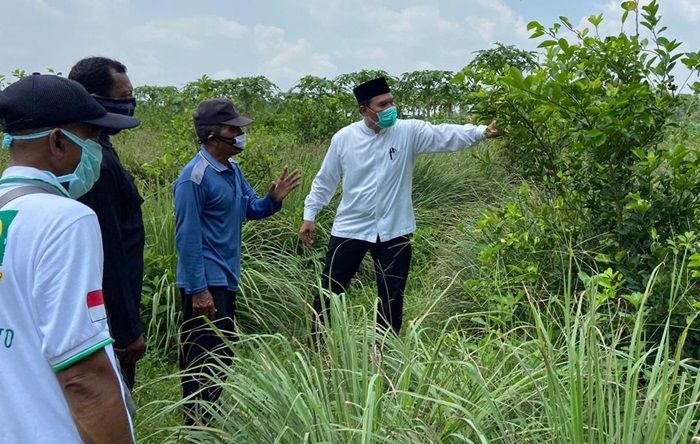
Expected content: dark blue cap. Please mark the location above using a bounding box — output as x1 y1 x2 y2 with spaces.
0 74 140 133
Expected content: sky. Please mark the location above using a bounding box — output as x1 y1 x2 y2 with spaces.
1 0 698 91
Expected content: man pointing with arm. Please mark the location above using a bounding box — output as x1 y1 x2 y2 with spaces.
300 76 503 335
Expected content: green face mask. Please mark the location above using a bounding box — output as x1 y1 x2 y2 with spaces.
375 106 398 128
2 129 103 199
377 106 397 128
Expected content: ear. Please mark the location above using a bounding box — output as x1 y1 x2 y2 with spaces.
47 128 69 159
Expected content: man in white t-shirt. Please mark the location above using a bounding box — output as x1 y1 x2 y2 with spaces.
300 77 503 335
0 74 139 443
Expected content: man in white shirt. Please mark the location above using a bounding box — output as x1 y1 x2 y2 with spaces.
0 74 139 443
300 76 502 334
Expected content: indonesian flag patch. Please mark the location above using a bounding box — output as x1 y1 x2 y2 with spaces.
87 290 107 323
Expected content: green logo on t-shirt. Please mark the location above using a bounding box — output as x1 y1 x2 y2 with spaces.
0 210 18 266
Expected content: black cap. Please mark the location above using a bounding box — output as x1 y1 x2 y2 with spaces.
353 77 391 104
193 98 253 128
0 74 140 133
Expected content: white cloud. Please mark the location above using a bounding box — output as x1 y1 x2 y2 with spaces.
337 48 387 63
253 25 337 86
367 5 463 45
665 0 700 23
130 16 248 50
213 69 237 80
126 53 162 81
464 16 499 42
15 0 64 17
414 60 436 70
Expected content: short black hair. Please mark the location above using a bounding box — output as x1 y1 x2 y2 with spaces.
195 124 222 144
68 57 127 96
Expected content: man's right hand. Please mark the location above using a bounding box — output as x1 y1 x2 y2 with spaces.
299 220 316 247
192 289 216 319
117 334 146 364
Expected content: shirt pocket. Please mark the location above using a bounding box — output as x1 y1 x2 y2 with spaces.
387 146 402 163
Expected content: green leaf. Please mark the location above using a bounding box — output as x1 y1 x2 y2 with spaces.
623 292 644 309
595 253 612 263
526 21 542 31
578 270 592 285
588 14 604 27
501 66 525 89
538 40 558 48
621 1 638 11
586 129 607 146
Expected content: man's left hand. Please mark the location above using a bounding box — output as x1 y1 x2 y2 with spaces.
484 120 507 138
269 166 302 203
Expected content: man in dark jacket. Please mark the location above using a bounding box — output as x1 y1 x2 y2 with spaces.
69 57 145 390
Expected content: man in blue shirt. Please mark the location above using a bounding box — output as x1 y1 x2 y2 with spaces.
174 98 300 425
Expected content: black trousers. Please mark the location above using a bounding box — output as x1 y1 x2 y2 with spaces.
120 362 135 391
314 235 412 334
179 287 236 425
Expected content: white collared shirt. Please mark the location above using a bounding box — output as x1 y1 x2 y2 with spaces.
303 119 487 242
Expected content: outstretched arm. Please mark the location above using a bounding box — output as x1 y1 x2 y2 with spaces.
413 119 504 155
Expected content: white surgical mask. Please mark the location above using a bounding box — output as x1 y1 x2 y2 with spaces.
233 133 247 149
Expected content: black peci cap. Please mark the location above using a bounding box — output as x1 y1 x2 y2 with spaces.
0 74 140 133
193 98 253 128
353 77 391 104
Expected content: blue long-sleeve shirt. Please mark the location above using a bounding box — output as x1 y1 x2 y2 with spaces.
174 147 281 294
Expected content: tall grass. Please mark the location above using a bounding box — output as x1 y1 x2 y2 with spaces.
124 128 700 442
130 252 700 443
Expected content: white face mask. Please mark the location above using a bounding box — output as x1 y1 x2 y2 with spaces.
233 133 247 149
217 132 247 150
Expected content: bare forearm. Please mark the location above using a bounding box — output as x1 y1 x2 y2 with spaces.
58 350 133 443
